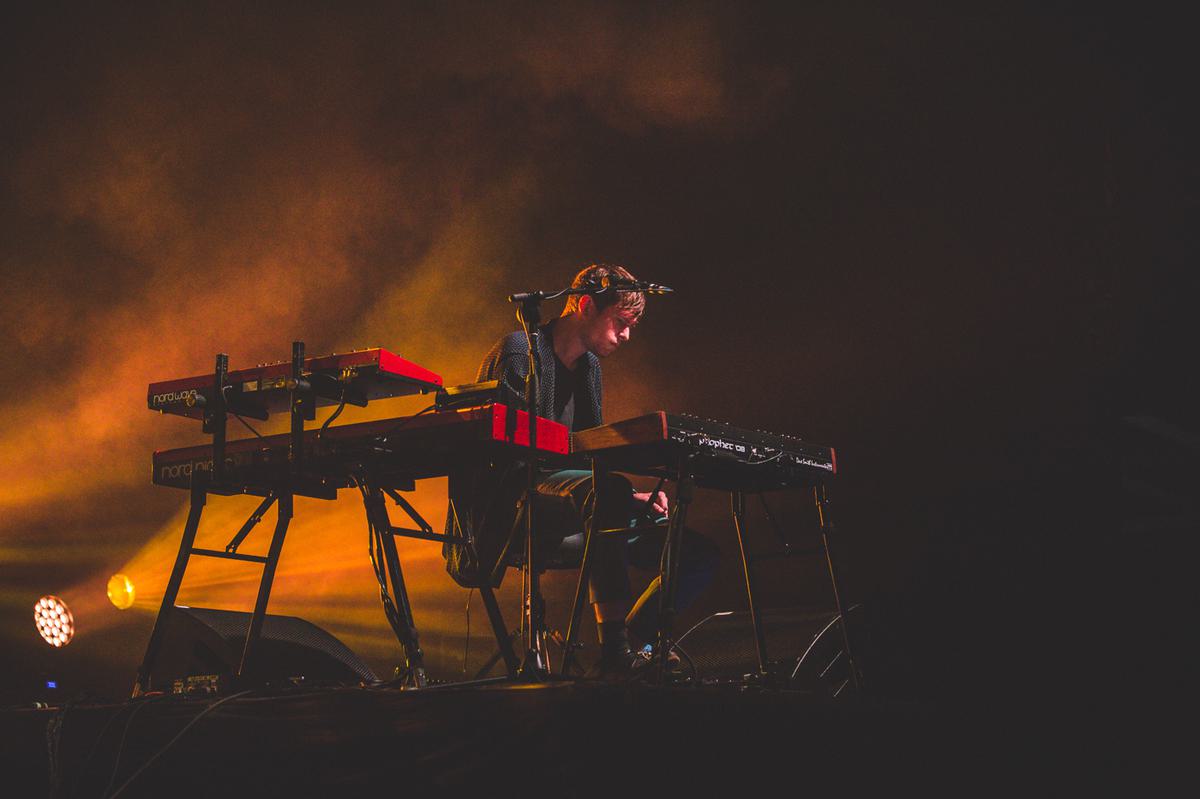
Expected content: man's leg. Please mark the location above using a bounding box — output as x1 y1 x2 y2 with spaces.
535 469 637 670
624 527 721 647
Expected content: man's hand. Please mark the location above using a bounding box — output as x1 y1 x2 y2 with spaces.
633 490 669 519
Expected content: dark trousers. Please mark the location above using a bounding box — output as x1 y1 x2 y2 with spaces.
530 469 720 644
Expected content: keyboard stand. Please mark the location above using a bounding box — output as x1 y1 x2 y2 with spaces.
135 342 450 694
134 344 310 696
561 460 864 692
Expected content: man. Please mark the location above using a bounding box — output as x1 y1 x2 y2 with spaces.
445 263 719 677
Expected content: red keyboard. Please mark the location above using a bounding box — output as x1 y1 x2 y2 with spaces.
148 348 443 420
152 403 569 498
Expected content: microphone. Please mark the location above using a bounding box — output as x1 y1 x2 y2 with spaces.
602 277 675 295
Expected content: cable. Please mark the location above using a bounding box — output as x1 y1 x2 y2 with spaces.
658 515 672 575
355 472 412 657
448 497 466 545
378 402 439 438
354 475 410 676
513 302 541 425
362 483 392 614
69 699 150 797
99 696 169 798
670 644 698 679
757 492 792 551
317 387 348 440
100 698 153 797
46 701 69 797
354 478 394 689
463 588 473 676
528 280 624 304
359 479 411 668
675 615 716 645
106 690 252 798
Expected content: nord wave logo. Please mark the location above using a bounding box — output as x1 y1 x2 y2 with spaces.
151 389 199 406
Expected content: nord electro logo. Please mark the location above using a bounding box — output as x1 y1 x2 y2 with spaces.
159 456 241 481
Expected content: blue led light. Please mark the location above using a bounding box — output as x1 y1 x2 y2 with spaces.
46 680 57 689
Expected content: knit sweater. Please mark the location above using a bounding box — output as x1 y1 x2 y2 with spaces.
475 319 603 431
443 319 603 587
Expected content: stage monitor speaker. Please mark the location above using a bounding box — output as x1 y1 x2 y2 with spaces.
674 605 862 694
147 606 376 692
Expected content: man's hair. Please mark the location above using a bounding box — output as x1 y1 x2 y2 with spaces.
561 263 646 320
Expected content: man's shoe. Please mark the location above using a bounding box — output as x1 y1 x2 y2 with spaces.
634 645 683 674
584 648 641 681
584 646 684 682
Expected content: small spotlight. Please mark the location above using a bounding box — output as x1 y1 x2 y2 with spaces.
34 596 74 647
107 573 136 610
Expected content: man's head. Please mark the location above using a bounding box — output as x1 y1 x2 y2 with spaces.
562 263 645 357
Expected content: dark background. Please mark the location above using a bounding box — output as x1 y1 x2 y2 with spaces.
1 2 1193 715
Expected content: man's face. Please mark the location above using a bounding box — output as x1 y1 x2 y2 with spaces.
581 299 639 357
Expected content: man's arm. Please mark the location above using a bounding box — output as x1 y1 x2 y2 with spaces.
477 332 533 403
632 490 669 518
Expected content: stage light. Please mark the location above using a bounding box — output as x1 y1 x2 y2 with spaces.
107 573 136 609
34 595 74 647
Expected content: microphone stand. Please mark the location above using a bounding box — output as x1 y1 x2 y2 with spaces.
507 285 610 679
513 294 548 678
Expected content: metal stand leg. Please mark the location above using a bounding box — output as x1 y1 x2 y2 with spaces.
208 354 228 485
518 493 549 679
655 467 694 683
379 533 429 687
478 586 519 678
561 459 602 676
361 485 429 687
732 491 769 679
236 491 292 685
133 472 208 696
518 567 549 678
225 494 277 554
814 484 863 693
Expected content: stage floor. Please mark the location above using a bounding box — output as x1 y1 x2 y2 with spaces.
0 679 979 797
